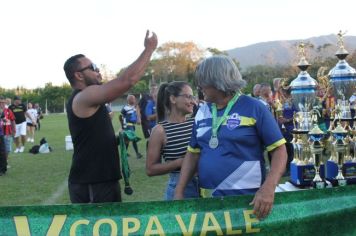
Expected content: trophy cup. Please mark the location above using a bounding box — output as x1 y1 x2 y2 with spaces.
331 123 348 186
289 42 318 187
326 31 356 185
308 124 325 188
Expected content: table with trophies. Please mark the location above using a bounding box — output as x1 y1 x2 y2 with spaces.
278 32 356 191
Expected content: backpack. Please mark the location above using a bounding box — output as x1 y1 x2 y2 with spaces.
29 145 40 154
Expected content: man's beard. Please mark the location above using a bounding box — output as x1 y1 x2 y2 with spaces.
84 77 102 86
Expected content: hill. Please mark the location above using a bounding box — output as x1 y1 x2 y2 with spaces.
227 34 356 70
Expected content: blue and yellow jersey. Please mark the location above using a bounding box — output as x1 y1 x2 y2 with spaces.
188 95 285 196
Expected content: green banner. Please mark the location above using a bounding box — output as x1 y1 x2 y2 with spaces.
0 185 355 236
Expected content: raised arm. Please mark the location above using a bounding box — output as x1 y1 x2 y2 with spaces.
77 31 158 108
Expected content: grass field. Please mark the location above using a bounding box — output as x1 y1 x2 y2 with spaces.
0 113 167 206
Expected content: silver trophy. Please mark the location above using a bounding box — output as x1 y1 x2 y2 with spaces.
328 31 356 120
290 43 316 166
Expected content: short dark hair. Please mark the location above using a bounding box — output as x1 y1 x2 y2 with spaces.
63 54 85 85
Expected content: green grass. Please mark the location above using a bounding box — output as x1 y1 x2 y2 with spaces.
0 113 167 206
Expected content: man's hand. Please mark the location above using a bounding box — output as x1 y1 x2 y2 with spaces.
144 30 158 52
249 183 275 219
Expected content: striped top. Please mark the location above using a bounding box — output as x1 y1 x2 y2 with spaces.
159 118 194 162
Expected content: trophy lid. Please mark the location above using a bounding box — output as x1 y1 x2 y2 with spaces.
332 123 347 134
335 30 349 60
297 42 311 71
309 124 324 135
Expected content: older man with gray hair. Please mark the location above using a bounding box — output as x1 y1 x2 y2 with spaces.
175 55 287 220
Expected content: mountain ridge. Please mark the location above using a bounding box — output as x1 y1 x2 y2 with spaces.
227 34 356 70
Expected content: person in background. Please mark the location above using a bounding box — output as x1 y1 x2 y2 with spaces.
26 102 37 143
252 83 261 98
192 87 205 117
146 81 199 200
0 96 16 172
34 103 43 130
139 84 158 148
105 103 114 120
258 83 275 112
322 87 335 130
272 78 282 101
120 95 143 159
63 30 157 203
276 88 296 175
174 56 287 220
0 123 6 176
9 96 35 153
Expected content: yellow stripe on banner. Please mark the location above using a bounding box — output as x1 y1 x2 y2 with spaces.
13 216 31 236
188 146 200 154
47 215 67 236
266 138 286 152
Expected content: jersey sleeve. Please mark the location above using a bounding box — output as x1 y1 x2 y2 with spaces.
187 112 201 154
256 104 286 151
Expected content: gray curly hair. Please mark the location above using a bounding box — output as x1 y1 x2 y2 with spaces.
195 55 246 95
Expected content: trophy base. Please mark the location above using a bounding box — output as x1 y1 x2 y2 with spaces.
290 163 325 187
326 160 356 185
313 181 326 189
337 179 347 186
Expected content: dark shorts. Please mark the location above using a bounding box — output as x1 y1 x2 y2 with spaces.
27 123 35 127
68 180 121 203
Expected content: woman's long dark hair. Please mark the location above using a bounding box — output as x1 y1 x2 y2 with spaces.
156 81 189 122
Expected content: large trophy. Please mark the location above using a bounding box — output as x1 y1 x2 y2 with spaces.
326 31 356 185
289 42 321 187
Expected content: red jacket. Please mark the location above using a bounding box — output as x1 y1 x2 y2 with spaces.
1 108 15 135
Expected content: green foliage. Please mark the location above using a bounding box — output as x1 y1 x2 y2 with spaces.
0 83 72 113
130 80 148 94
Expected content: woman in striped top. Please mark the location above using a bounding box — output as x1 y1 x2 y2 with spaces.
146 81 199 200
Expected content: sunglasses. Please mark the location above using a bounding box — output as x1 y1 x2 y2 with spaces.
77 63 99 72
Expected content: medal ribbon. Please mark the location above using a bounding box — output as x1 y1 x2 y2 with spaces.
211 92 240 139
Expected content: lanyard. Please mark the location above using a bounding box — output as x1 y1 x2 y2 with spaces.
211 92 240 138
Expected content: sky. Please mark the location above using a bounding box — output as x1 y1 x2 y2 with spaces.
1 0 355 89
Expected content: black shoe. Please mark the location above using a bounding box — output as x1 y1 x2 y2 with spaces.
136 153 143 159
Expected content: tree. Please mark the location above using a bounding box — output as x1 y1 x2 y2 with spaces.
153 41 206 83
39 83 72 113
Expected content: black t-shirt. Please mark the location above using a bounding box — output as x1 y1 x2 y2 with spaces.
66 90 121 184
9 104 27 124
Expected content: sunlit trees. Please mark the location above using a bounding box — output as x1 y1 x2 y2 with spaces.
152 41 206 83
